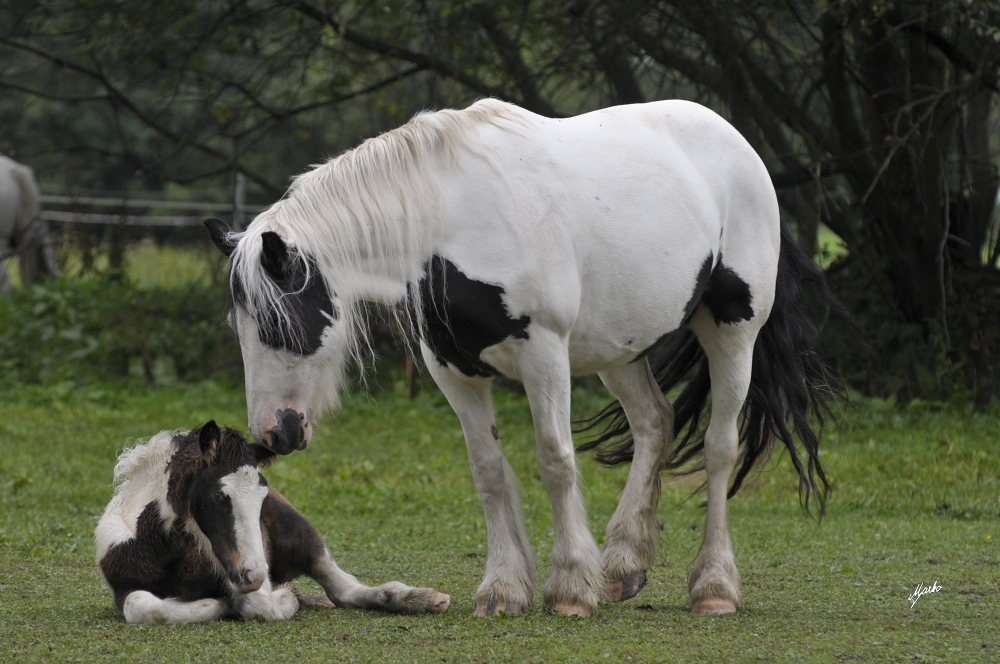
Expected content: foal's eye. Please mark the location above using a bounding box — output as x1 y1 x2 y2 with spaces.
212 492 228 505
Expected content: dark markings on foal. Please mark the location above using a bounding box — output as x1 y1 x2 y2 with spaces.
490 425 500 441
228 232 337 357
412 256 530 378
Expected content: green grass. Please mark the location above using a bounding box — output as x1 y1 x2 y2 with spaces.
1 382 998 662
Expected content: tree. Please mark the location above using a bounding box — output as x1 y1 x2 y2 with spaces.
2 0 999 400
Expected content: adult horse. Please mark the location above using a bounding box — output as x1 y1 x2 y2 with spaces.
0 155 56 293
205 99 840 617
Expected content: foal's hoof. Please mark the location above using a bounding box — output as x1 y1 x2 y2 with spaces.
602 571 647 602
691 598 737 615
545 600 592 617
473 597 526 616
429 592 451 613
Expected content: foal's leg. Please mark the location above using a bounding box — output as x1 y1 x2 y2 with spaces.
230 577 301 621
263 487 451 614
597 360 674 601
422 342 535 615
121 591 227 624
686 311 758 614
519 329 603 616
310 553 451 613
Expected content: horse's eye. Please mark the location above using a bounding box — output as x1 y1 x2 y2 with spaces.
213 492 228 505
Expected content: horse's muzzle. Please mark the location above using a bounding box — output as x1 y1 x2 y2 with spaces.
263 408 310 454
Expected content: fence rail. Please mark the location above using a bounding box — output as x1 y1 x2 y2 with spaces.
38 174 256 230
39 195 236 212
39 210 208 227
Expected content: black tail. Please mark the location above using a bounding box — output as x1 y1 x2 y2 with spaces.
576 221 850 516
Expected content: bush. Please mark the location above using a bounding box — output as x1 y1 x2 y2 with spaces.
0 276 242 389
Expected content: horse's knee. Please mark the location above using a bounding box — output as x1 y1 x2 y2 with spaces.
536 444 576 491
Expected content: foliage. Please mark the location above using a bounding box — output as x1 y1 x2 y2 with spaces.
2 0 1000 400
0 384 997 661
0 273 242 390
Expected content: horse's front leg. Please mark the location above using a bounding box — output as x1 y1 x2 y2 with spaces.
519 329 603 616
121 591 228 624
423 342 536 616
230 577 300 621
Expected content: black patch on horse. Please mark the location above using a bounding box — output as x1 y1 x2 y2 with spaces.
682 254 715 324
702 254 754 325
229 233 337 356
632 252 752 361
411 256 530 378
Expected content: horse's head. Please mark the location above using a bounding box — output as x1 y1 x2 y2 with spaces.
206 218 348 453
182 421 274 594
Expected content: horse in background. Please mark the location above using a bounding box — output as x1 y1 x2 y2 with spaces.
96 421 450 623
0 155 56 293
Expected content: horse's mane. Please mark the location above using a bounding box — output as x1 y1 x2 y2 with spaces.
226 99 524 410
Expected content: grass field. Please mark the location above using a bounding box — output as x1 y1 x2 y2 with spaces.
0 380 997 663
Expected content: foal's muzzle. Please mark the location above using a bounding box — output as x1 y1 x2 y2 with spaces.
262 408 310 454
232 568 265 594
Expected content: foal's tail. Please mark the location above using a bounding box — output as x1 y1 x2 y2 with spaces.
575 221 851 516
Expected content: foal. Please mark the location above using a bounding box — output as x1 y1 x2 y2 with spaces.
96 421 450 623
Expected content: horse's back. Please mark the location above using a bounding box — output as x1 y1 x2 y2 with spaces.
444 100 779 372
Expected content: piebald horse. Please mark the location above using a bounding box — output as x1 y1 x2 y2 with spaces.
206 99 840 616
96 421 450 623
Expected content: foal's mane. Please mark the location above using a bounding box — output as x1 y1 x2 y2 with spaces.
112 431 179 490
226 99 523 404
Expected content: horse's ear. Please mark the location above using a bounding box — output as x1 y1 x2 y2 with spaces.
260 231 291 280
204 218 236 258
199 420 220 464
249 442 277 468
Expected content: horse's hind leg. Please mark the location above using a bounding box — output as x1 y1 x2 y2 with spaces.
121 591 227 624
686 309 759 614
422 342 535 615
597 360 674 602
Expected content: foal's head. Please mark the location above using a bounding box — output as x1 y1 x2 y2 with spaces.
170 421 275 594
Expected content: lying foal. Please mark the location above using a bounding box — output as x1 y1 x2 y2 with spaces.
96 421 450 623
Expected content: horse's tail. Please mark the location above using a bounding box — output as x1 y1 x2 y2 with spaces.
575 220 850 516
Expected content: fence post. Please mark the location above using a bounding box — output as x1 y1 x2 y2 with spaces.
233 172 246 231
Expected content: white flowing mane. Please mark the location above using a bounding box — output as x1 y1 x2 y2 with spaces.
227 99 524 385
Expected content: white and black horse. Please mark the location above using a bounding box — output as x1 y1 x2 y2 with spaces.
0 155 56 292
96 421 450 623
205 99 841 616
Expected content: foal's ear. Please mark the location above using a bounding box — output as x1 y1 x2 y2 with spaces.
249 442 277 468
199 420 221 464
204 218 236 258
260 231 292 280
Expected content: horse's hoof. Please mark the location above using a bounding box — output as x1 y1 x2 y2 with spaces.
602 571 647 602
473 597 525 616
429 593 451 613
545 600 592 617
691 598 737 615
